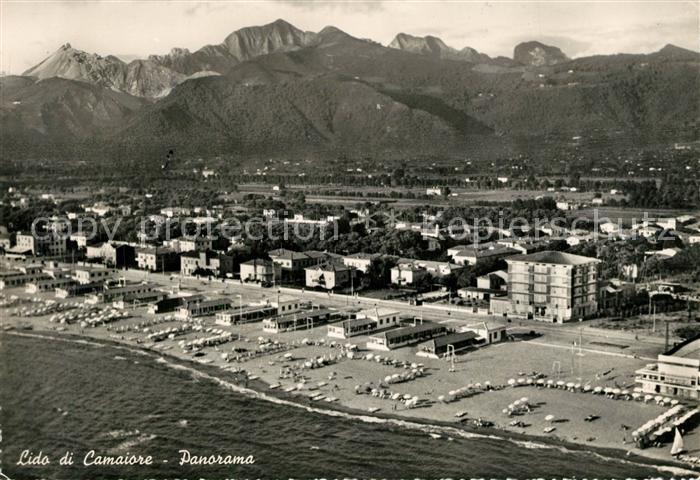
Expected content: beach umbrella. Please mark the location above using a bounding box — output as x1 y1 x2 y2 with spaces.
644 395 653 402
612 388 621 396
566 382 575 389
546 380 555 387
502 409 509 414
438 395 446 403
574 383 581 390
594 387 603 394
517 378 526 385
475 383 482 389
545 415 555 422
671 399 679 406
484 381 491 387
583 385 591 392
633 387 643 393
411 363 418 369
514 400 521 406
366 354 374 360
449 390 457 396
632 393 641 400
508 379 516 386
527 378 534 385
384 375 393 383
654 395 663 403
537 379 545 386
403 394 412 400
375 356 382 362
284 353 293 359
556 381 565 387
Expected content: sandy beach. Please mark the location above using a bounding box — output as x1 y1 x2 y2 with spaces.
1 286 698 474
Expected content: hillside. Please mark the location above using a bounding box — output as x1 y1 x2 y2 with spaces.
6 20 699 163
117 74 487 157
0 76 146 151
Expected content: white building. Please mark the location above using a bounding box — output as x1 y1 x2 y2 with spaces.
636 338 700 399
342 252 381 274
73 267 114 285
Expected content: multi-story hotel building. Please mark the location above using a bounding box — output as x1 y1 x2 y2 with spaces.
506 251 601 322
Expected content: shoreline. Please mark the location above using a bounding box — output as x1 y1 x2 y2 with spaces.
3 326 696 477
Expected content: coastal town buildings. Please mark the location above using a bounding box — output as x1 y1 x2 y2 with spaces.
328 307 400 339
86 243 136 268
239 259 281 283
304 262 351 290
268 248 314 281
367 322 448 351
0 264 48 289
448 243 519 266
136 247 180 272
342 252 381 274
636 337 700 399
391 258 462 286
73 266 114 285
16 231 67 256
180 250 234 277
505 251 601 322
417 331 481 358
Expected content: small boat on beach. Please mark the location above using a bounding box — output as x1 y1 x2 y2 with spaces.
454 411 467 418
367 407 381 413
543 427 556 433
671 428 685 456
429 433 442 439
268 383 281 389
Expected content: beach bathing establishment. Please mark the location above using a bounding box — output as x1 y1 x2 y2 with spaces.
416 331 481 358
262 307 345 333
177 297 232 319
367 322 448 351
327 308 400 339
636 336 700 399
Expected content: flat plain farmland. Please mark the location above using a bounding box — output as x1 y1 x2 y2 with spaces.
577 206 700 223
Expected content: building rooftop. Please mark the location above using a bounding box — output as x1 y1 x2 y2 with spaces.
507 250 601 266
359 307 400 318
666 337 700 360
268 248 309 261
376 322 447 341
241 258 274 267
453 245 519 258
344 252 382 260
430 331 479 349
305 262 350 273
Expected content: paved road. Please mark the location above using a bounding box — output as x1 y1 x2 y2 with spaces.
116 268 667 358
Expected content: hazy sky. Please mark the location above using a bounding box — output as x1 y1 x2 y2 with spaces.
1 0 698 74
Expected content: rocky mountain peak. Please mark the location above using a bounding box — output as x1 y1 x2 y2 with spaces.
513 41 569 66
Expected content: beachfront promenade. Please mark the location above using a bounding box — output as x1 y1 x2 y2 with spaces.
120 268 669 360
2 266 696 469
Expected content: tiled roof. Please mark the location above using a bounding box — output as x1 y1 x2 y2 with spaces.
507 250 601 266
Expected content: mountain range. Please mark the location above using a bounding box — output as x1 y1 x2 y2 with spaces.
2 19 698 163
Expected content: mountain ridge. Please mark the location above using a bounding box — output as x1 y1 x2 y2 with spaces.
6 19 698 162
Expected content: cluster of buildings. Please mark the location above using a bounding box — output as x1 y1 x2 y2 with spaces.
636 336 700 399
